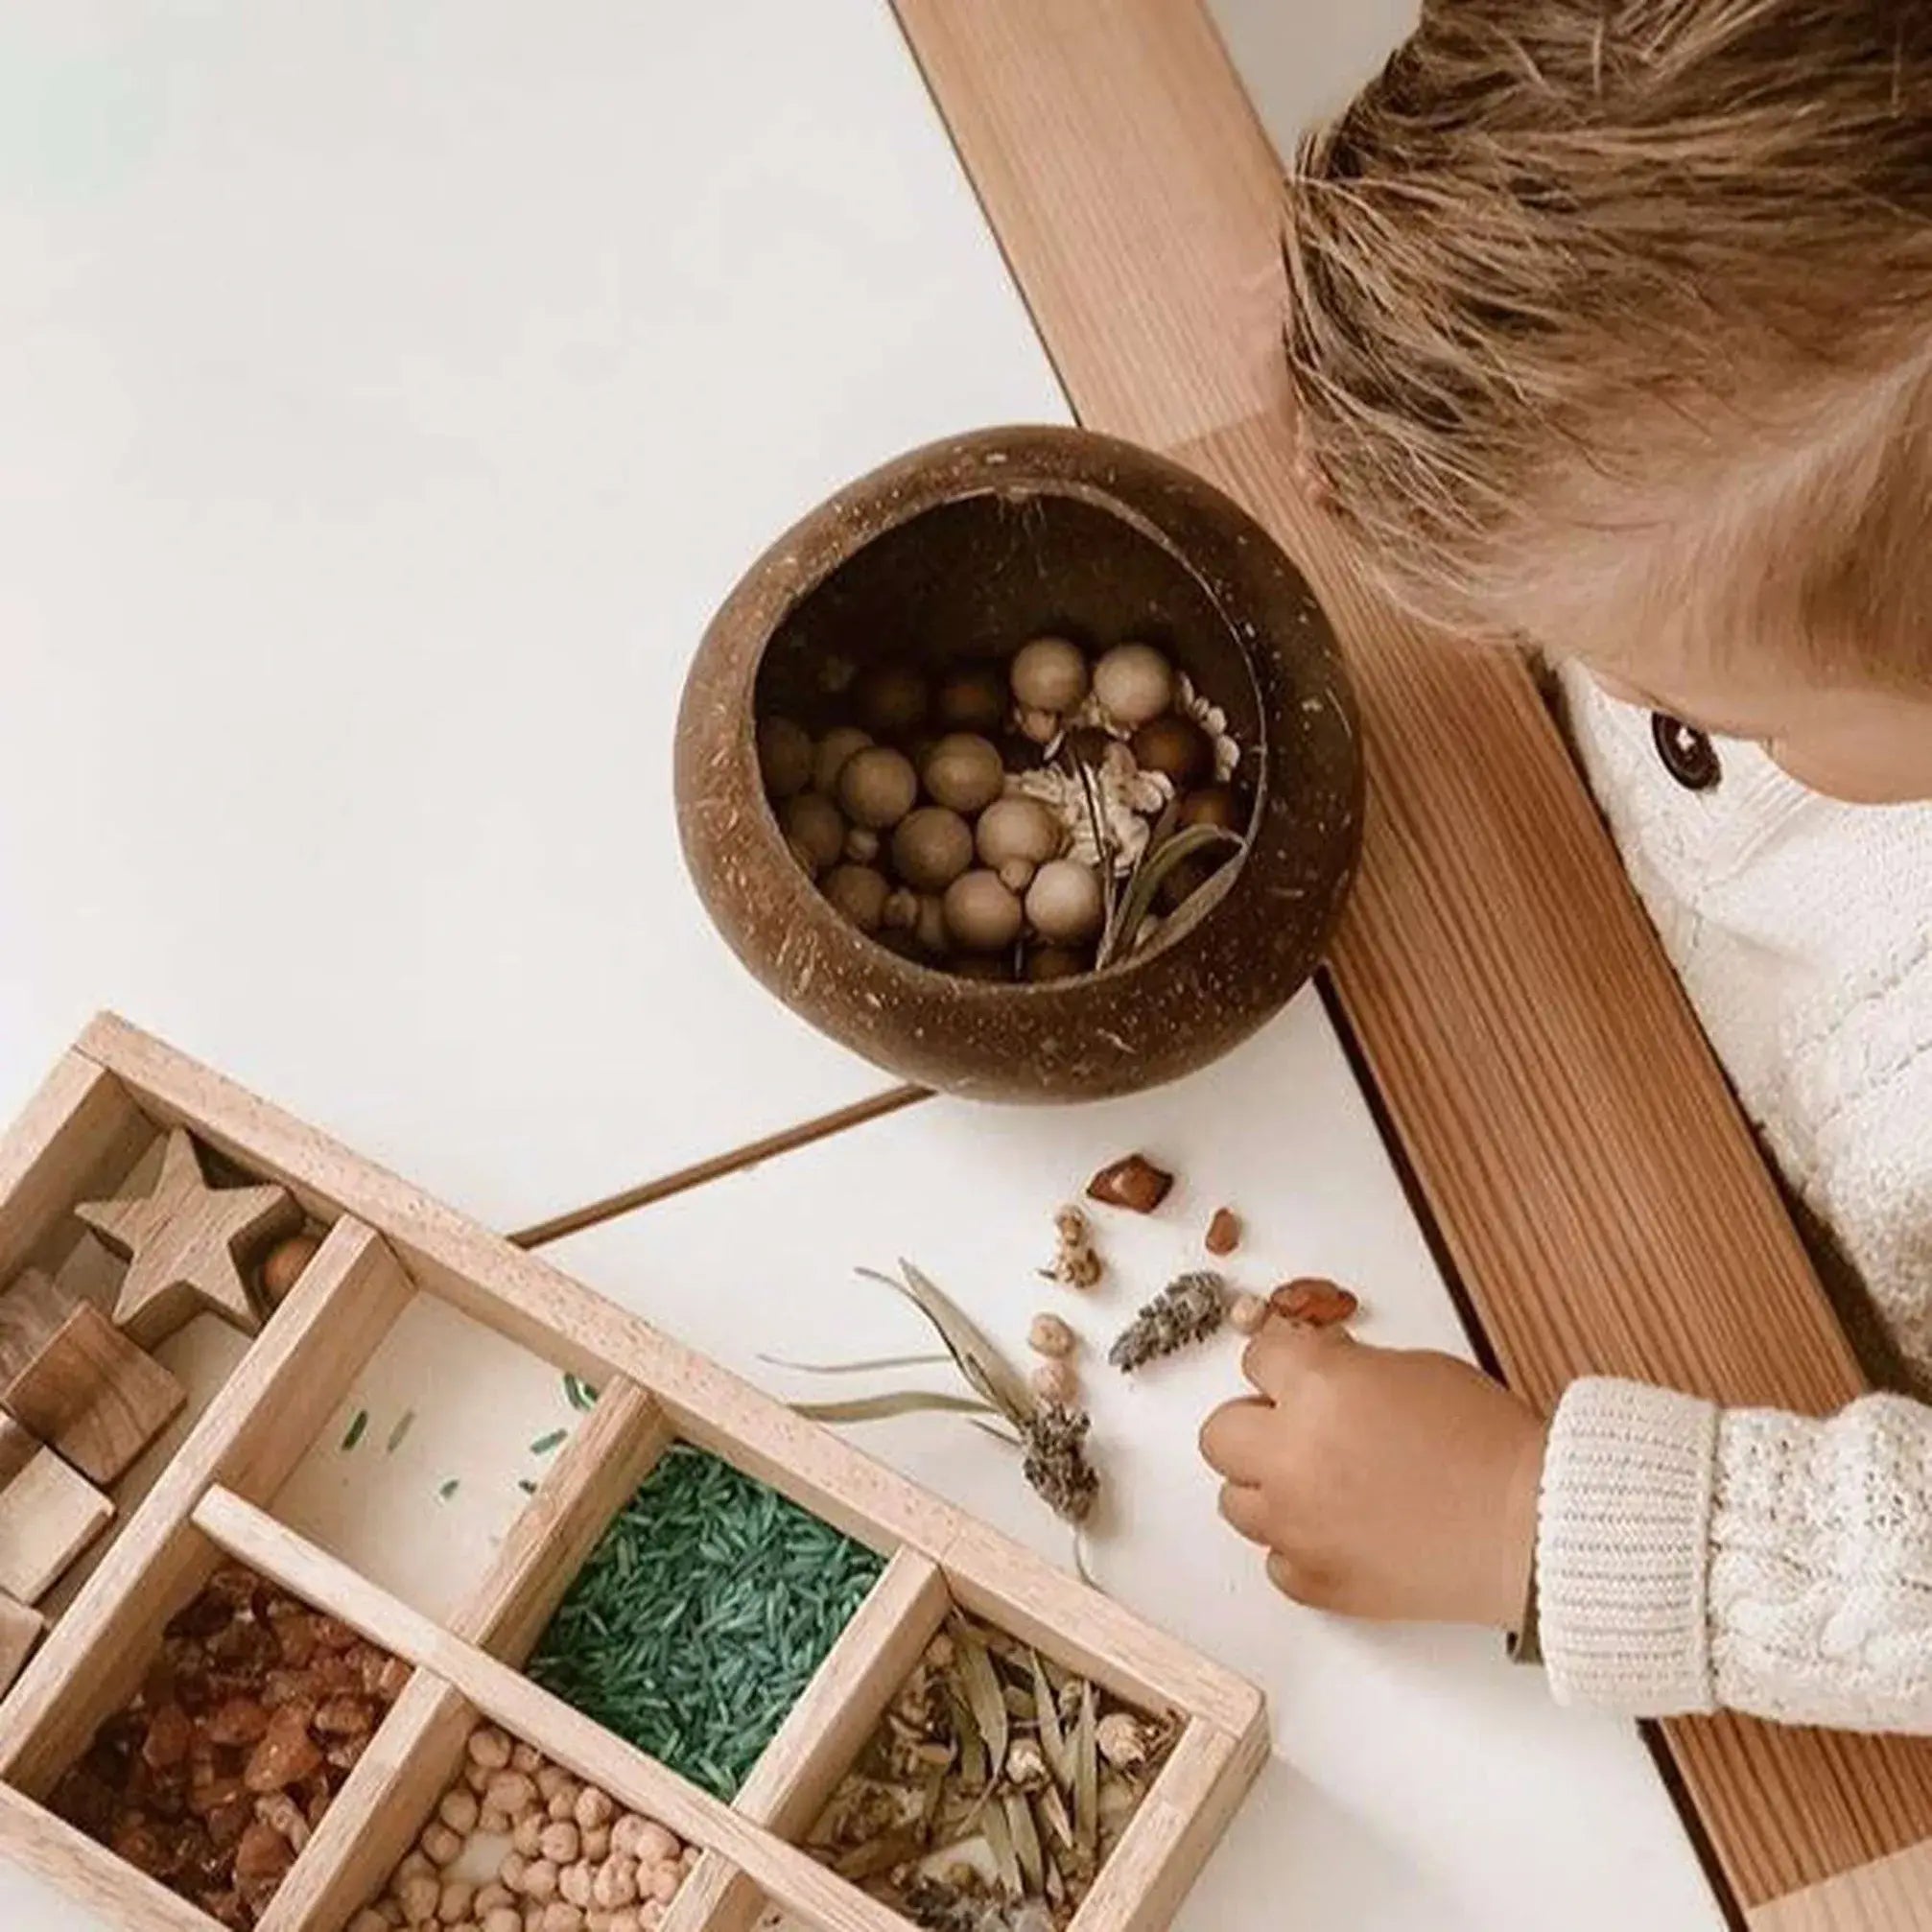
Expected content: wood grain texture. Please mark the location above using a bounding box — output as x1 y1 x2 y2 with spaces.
0 1450 112 1604
1749 1836 1932 1932
2 1303 186 1486
451 1375 673 1662
75 1125 299 1349
888 0 1931 1913
0 1269 82 1389
0 1590 44 1697
0 1055 151 1290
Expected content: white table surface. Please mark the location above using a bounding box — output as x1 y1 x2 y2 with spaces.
0 4 1724 1928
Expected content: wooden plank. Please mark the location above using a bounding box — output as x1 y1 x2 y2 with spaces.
888 0 1932 1912
0 1214 412 1794
191 1487 938 1932
0 1054 151 1289
666 1547 952 1932
451 1376 673 1662
254 1670 473 1932
0 1781 225 1932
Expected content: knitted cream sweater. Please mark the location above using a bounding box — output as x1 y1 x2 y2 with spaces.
1540 669 1932 1729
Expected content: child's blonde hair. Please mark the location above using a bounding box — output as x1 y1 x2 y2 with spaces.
1284 0 1932 684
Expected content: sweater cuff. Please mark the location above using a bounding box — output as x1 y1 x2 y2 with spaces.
1537 1378 1720 1716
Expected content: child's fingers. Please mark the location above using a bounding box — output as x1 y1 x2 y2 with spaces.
1217 1482 1272 1547
1198 1396 1275 1482
1241 1317 1354 1402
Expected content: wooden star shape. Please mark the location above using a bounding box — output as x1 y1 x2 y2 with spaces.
73 1128 300 1349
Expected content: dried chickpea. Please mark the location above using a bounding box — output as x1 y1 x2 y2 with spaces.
421 1824 463 1867
633 1825 677 1869
485 1774 536 1817
648 1867 680 1906
534 1767 571 1802
558 1862 594 1909
580 1826 610 1862
439 1882 476 1925
607 1818 644 1862
592 1860 637 1911
467 1761 495 1796
483 1914 521 1932
539 1823 579 1866
468 1728 513 1771
351 1913 389 1932
586 1915 612 1932
440 1790 482 1835
475 1886 513 1916
398 1853 437 1887
400 1875 441 1924
548 1788 579 1824
523 1913 543 1932
540 1907 582 1932
512 1813 545 1857
480 1807 513 1837
511 1743 542 1775
522 1861 558 1902
574 1788 614 1832
608 1916 640 1932
379 1905 408 1930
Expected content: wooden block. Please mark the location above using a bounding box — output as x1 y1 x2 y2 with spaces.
0 1590 44 1696
0 1449 112 1603
2 1304 187 1486
0 1417 36 1492
74 1125 300 1348
0 1268 80 1387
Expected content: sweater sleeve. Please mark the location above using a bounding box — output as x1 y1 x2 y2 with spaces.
1538 1378 1932 1731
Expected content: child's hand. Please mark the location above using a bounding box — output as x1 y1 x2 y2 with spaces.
1199 1296 1546 1627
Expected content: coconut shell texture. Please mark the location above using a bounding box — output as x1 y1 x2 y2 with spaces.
674 425 1362 1102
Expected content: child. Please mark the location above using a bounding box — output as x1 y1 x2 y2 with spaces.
1201 0 1932 1731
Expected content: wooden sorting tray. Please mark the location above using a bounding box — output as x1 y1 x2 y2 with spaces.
0 1017 1266 1932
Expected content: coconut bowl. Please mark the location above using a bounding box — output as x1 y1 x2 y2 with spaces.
673 425 1361 1103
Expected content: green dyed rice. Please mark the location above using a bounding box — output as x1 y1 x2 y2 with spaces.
528 1444 883 1800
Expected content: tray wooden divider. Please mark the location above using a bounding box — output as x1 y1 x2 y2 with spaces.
664 1546 953 1932
447 1374 673 1661
254 1673 476 1932
0 1019 1264 1932
885 0 1932 1920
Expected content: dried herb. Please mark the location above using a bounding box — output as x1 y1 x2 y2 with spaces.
1108 1273 1227 1372
385 1409 415 1454
340 1409 368 1451
1098 823 1241 966
529 1444 883 1800
436 1478 459 1501
562 1372 601 1411
1019 1407 1098 1525
806 1609 1175 1930
783 1262 1102 1531
529 1428 567 1456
